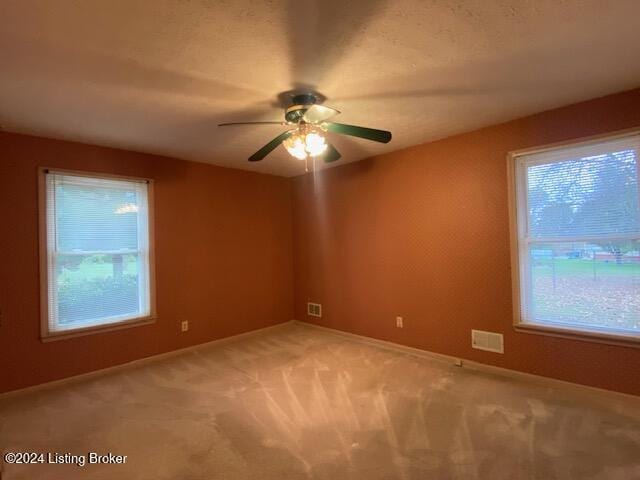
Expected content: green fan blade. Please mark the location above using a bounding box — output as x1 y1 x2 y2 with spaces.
324 122 392 143
323 143 341 163
248 130 294 162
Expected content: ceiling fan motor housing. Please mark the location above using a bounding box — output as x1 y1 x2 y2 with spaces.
285 93 318 123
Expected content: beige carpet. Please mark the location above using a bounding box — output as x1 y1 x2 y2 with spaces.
1 322 639 480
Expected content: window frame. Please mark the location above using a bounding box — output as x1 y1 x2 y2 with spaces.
38 167 156 342
507 128 640 348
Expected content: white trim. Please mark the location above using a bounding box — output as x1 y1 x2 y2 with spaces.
293 321 640 403
41 316 156 342
514 322 640 348
42 167 152 184
1 321 294 398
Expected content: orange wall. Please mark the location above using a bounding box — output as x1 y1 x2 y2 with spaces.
292 88 640 396
0 132 294 393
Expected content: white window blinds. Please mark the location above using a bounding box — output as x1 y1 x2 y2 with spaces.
44 171 152 334
514 134 640 336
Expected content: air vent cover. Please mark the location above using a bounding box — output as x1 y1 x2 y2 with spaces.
471 329 504 354
307 302 322 317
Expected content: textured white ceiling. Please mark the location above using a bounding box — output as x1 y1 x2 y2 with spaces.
1 1 640 176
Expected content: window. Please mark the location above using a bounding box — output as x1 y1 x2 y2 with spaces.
510 132 640 342
40 170 154 339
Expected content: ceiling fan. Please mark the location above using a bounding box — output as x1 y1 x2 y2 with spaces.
218 93 392 164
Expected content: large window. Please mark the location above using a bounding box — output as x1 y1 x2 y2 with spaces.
510 132 640 342
40 170 154 339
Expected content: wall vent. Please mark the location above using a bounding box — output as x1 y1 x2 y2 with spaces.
307 302 322 317
471 329 504 354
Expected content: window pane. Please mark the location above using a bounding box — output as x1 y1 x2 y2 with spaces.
43 172 151 335
55 178 140 251
55 253 141 327
528 241 640 332
527 149 639 238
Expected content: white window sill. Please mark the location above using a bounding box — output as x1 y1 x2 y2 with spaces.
515 322 640 349
41 316 156 342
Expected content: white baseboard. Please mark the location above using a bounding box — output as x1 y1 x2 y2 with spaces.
293 320 640 404
0 321 294 399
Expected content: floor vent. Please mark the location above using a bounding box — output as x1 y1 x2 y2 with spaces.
307 302 322 317
471 329 504 354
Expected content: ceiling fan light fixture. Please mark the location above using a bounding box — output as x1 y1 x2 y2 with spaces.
305 132 328 157
283 135 308 160
283 127 328 160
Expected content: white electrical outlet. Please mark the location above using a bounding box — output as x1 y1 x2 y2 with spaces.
396 316 403 328
181 320 189 332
